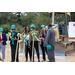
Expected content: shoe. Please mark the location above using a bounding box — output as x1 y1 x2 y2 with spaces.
38 60 40 62
25 59 27 62
33 60 34 62
0 57 2 61
30 59 32 62
2 59 4 62
42 59 45 62
30 59 34 62
11 60 14 62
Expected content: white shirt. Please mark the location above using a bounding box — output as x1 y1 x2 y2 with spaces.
26 34 29 41
0 34 2 39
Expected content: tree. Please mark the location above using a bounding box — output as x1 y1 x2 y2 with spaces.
20 12 38 27
9 13 18 25
16 12 22 25
31 12 48 31
71 12 75 21
0 12 75 32
1 24 10 34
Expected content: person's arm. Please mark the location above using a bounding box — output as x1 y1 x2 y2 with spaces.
39 32 42 40
36 31 40 41
46 29 51 45
1 34 7 43
29 32 31 46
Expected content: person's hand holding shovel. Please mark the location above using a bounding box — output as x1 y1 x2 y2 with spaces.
42 37 44 41
12 38 17 41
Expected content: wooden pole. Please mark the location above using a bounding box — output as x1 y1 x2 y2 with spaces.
23 40 26 62
32 36 34 62
23 33 25 62
34 36 40 41
23 40 25 62
7 36 9 62
15 37 19 62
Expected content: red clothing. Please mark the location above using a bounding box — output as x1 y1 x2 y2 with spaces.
42 34 45 43
0 34 3 42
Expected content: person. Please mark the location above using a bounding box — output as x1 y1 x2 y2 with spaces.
29 25 40 62
24 26 31 62
46 24 55 62
9 25 20 62
0 28 7 62
39 25 47 62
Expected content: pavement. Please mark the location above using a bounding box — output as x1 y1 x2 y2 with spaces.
0 44 75 62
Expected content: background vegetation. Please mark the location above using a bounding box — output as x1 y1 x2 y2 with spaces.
0 12 75 34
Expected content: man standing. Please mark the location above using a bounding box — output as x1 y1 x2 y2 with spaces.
9 25 19 62
46 24 55 62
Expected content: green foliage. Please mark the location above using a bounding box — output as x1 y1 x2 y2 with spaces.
0 24 10 34
31 12 48 31
0 12 75 33
16 25 24 33
71 12 75 21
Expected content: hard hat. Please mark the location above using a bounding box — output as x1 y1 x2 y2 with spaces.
0 28 3 32
11 25 16 29
41 25 45 28
30 25 35 29
46 44 52 50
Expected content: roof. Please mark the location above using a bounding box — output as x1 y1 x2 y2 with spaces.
49 12 71 16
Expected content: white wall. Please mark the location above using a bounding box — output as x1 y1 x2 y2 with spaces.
69 22 75 38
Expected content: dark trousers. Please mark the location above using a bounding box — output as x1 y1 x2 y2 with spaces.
11 44 19 62
25 45 31 61
47 46 55 62
30 41 40 60
40 43 47 61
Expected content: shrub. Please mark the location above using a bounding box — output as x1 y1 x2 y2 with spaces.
0 24 10 34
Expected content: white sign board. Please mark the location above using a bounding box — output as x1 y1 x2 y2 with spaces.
69 22 75 38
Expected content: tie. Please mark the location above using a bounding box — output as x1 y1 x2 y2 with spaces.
12 32 15 45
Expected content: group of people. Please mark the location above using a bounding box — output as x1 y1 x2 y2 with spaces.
0 24 55 62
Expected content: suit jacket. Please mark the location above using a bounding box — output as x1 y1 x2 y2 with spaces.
39 32 47 47
46 28 55 47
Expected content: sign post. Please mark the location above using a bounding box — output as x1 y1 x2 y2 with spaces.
52 12 55 25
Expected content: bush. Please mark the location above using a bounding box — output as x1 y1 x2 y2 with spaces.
0 24 10 34
0 24 25 34
16 25 24 33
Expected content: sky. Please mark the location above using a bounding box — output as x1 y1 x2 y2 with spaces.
13 12 26 15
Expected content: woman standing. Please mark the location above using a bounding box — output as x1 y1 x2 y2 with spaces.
39 25 47 62
0 28 7 62
25 26 31 62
